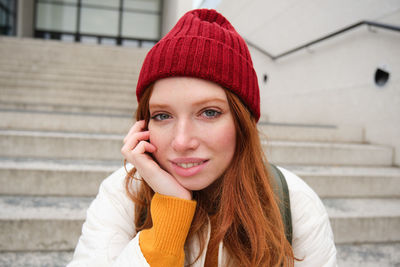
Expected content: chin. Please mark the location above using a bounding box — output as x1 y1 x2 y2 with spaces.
177 173 223 192
176 178 211 192
180 182 209 192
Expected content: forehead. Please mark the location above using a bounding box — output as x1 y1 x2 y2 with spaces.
149 77 227 104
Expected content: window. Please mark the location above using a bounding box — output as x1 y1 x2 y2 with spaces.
0 0 17 36
34 0 162 47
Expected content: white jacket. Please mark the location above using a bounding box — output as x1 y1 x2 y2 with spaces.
68 166 337 266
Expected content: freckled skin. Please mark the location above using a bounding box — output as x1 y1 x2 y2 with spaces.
148 77 236 191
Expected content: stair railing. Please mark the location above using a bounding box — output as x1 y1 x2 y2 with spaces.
246 21 400 61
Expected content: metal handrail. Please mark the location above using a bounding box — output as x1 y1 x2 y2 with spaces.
246 20 400 61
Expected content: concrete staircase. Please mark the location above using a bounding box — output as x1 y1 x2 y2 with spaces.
0 37 399 266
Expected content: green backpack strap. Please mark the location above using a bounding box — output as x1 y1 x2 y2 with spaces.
269 164 293 245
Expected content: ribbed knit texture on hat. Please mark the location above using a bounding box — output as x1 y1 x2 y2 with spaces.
136 9 260 121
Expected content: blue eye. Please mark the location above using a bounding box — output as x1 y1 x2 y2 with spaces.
202 109 221 118
152 113 171 121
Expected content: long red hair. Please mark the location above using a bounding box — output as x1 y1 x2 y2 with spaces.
125 85 294 266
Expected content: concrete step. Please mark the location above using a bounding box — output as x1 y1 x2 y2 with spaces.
0 196 397 251
0 69 138 86
0 95 135 112
0 37 148 68
0 130 393 165
284 165 400 198
0 243 398 267
0 60 144 77
0 196 92 251
0 59 139 79
0 251 73 267
0 87 136 109
0 35 148 52
0 76 134 92
0 110 133 134
0 158 120 196
0 52 144 73
0 85 136 102
264 140 393 166
0 130 123 161
336 242 400 267
1 158 398 198
323 198 400 244
0 101 134 115
258 123 364 143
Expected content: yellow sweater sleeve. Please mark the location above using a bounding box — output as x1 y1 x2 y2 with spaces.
139 193 197 267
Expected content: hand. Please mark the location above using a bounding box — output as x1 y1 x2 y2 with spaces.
121 120 192 200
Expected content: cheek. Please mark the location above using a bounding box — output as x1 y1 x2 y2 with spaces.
148 126 167 159
211 122 236 154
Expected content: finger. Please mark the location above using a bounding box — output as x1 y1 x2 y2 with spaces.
121 131 150 155
123 140 157 168
123 120 146 143
132 140 157 154
123 120 145 143
127 131 150 149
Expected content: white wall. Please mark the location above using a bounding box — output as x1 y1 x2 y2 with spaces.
251 27 400 165
213 0 400 165
216 0 400 55
161 0 193 36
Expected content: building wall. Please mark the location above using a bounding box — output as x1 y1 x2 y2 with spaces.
17 0 34 37
16 0 164 42
251 28 400 165
161 0 192 36
216 0 400 55
214 1 400 165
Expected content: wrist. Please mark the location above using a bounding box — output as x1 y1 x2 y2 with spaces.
174 190 192 201
143 193 196 252
139 193 197 265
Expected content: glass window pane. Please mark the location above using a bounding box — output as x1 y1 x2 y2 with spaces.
82 0 119 9
0 11 6 26
6 0 15 13
124 0 160 12
122 12 159 39
101 37 116 45
80 7 118 35
8 11 13 24
141 40 156 48
122 39 139 47
43 32 51 39
61 34 74 42
40 0 77 4
81 35 97 44
0 0 9 8
36 3 77 32
0 0 14 13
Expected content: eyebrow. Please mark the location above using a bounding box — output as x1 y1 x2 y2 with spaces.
149 98 227 109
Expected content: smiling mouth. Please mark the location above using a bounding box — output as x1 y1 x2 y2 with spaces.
171 159 209 177
176 161 207 169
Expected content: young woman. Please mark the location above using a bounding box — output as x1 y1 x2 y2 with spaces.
68 9 337 267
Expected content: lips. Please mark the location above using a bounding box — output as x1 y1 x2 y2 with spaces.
170 158 209 177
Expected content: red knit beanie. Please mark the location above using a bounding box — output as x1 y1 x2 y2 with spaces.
136 9 260 121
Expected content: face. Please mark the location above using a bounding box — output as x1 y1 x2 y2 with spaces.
148 77 236 191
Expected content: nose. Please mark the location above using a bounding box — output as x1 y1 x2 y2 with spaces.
171 119 199 152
